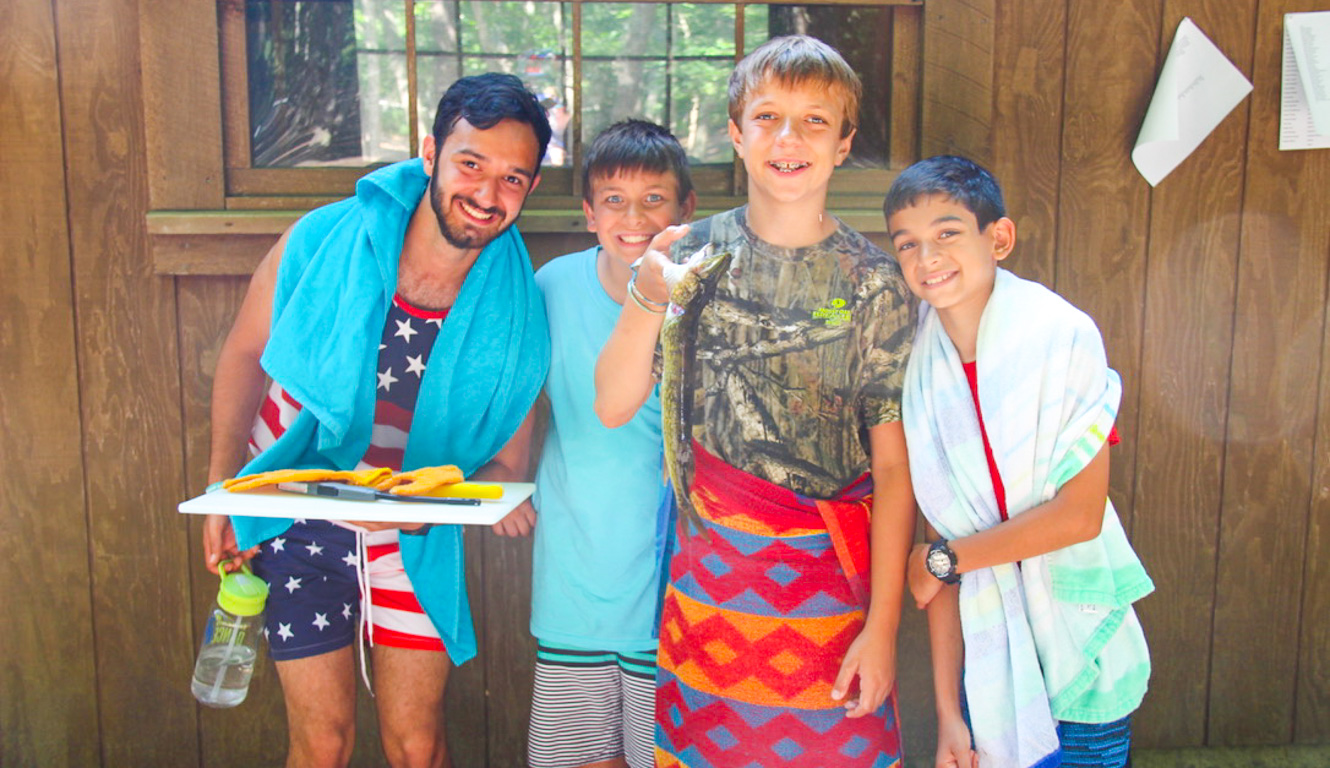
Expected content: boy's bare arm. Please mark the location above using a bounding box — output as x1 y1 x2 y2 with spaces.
926 581 975 768
833 420 915 717
909 444 1111 608
593 225 688 427
202 228 289 573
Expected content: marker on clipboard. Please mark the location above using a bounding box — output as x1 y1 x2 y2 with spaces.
278 481 482 506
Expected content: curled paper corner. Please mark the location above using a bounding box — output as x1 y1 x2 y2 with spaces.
1132 17 1253 187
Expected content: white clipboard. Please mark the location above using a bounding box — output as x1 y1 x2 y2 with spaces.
178 483 534 526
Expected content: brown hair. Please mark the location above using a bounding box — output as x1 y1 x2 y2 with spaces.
728 35 861 139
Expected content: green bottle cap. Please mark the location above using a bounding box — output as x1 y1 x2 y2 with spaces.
217 563 269 617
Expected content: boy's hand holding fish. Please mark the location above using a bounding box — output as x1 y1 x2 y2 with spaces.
595 224 693 427
625 223 690 307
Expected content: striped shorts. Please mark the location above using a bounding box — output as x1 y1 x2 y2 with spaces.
252 519 443 661
528 643 656 768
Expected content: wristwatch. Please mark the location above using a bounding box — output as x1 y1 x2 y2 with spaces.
926 539 961 584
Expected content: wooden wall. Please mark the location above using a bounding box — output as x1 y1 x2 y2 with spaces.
4 0 1329 765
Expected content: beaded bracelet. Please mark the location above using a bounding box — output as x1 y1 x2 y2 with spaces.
627 277 666 314
628 257 670 307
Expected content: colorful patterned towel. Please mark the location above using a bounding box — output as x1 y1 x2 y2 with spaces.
656 442 901 768
903 269 1153 768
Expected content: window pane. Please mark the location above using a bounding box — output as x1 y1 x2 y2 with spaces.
581 59 669 142
415 1 572 167
581 3 736 167
239 1 896 179
745 4 892 169
355 1 411 163
246 0 409 168
414 0 462 149
668 59 732 165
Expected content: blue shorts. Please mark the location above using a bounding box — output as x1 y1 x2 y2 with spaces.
250 519 444 661
1059 717 1132 767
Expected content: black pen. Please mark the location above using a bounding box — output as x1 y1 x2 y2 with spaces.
278 481 483 506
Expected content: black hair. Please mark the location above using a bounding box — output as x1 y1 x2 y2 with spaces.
431 73 553 176
883 155 1007 231
581 119 694 204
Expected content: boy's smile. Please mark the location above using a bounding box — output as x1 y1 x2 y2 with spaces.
888 194 1015 330
583 170 695 268
729 80 853 209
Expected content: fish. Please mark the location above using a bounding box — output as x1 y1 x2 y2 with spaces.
660 245 733 536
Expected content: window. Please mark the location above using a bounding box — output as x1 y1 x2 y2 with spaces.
221 0 922 202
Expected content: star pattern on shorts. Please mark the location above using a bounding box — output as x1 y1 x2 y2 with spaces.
394 317 418 344
342 550 359 568
305 542 324 557
276 623 294 641
270 537 286 553
284 576 302 594
312 612 330 631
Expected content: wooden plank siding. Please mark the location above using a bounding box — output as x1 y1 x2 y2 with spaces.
0 0 101 765
1056 0 1162 541
53 0 202 763
7 0 1330 765
1129 0 1257 749
1210 0 1330 746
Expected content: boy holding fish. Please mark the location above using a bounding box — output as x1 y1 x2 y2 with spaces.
528 119 696 768
595 35 917 768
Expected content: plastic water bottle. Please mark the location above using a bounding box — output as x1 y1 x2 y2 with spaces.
191 563 269 708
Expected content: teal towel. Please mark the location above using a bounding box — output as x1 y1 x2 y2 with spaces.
231 159 550 665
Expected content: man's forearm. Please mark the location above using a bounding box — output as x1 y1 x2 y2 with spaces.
207 348 268 484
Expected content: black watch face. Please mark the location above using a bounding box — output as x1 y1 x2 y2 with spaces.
927 547 953 578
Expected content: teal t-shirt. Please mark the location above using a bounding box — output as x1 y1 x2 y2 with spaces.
531 247 668 651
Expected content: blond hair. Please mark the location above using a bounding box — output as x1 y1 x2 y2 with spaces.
728 35 861 138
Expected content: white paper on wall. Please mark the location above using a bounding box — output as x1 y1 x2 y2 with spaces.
1132 17 1253 186
1280 11 1330 151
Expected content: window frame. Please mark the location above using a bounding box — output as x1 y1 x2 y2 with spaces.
146 0 1007 274
220 1 921 199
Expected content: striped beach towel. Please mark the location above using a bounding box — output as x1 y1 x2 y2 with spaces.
903 269 1153 768
656 441 901 768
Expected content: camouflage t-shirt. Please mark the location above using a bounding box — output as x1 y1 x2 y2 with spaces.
667 207 916 498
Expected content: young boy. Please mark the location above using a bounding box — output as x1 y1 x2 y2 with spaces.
886 155 1153 768
595 36 917 768
529 119 696 768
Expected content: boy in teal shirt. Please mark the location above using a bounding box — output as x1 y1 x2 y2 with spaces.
529 119 695 768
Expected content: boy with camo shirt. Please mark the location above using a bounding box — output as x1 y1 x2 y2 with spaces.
595 35 916 768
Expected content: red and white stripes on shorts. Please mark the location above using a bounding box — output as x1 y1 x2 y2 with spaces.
360 529 443 651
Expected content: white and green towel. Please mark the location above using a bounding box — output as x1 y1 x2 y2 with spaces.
903 269 1154 768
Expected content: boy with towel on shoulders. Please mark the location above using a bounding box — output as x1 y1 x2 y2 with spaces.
887 155 1153 768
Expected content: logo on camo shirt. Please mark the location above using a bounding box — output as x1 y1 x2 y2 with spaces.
812 298 852 327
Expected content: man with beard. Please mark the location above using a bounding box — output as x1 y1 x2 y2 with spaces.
202 73 551 768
